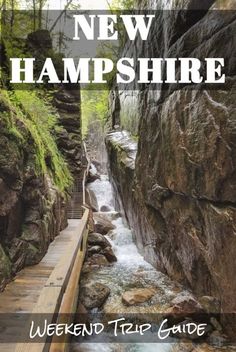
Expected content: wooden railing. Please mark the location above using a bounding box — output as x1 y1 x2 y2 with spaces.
82 141 91 205
15 143 91 352
49 208 89 352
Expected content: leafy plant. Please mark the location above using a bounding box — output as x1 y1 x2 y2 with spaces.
81 89 109 137
7 90 72 191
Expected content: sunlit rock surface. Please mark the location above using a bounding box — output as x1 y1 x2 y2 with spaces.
106 0 236 337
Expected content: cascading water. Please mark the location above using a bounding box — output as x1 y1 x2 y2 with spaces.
87 174 115 211
71 168 182 352
87 174 149 268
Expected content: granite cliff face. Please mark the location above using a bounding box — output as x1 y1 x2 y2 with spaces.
106 0 236 331
0 87 82 290
54 87 82 175
0 30 82 290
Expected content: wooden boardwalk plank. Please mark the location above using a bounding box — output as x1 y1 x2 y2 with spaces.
0 218 85 352
0 159 90 352
0 220 81 314
14 212 89 352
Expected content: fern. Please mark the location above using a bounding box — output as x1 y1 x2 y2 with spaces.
6 90 73 192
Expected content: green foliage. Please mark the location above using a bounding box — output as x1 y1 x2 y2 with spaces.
81 90 109 137
110 0 135 10
94 0 135 88
6 90 72 191
0 3 73 193
0 91 25 141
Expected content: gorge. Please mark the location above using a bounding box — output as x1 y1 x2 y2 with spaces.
105 0 236 341
0 0 235 351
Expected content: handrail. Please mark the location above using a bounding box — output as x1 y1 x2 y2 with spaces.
49 209 89 352
82 141 91 206
14 209 90 352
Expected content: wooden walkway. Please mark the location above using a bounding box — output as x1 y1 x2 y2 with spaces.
0 218 88 352
0 219 82 315
0 144 91 352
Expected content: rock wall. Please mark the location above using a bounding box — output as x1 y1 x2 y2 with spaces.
27 29 83 177
106 0 236 332
0 87 82 290
0 96 55 288
0 34 82 290
54 87 82 175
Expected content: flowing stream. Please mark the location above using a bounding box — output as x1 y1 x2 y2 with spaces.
71 172 184 352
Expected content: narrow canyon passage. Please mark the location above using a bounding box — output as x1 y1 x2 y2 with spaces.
71 166 174 352
69 152 228 352
0 1 236 351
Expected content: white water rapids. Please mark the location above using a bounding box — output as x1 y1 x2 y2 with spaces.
71 173 179 352
88 175 149 269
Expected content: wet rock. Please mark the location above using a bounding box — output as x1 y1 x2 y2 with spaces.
169 342 194 352
87 173 100 183
208 329 227 345
192 343 236 352
80 282 111 309
87 245 102 256
210 317 223 332
88 254 109 266
81 263 92 274
88 232 111 248
93 213 115 235
171 342 236 352
122 288 156 306
86 189 99 212
101 246 117 263
199 296 221 314
100 205 111 212
166 294 204 316
87 165 100 183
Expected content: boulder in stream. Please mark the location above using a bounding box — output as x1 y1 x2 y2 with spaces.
171 342 236 352
80 282 111 309
86 189 99 212
122 288 156 306
88 232 111 248
87 165 100 183
101 246 117 263
100 205 111 212
166 293 204 316
93 212 115 235
87 245 102 256
88 253 109 266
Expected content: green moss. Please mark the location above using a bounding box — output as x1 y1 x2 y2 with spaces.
0 93 24 142
1 90 72 192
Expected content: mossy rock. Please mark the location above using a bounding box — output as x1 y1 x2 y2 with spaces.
24 243 42 266
0 244 12 288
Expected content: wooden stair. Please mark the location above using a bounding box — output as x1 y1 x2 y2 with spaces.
67 177 84 219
